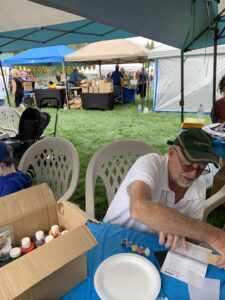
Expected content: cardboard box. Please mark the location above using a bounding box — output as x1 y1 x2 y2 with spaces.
181 117 205 128
0 184 97 300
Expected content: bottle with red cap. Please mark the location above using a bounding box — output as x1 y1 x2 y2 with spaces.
20 237 35 255
49 225 60 238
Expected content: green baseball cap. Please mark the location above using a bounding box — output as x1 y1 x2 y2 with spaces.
169 128 218 165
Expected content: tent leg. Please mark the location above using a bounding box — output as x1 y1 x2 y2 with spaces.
180 50 184 123
212 22 218 123
0 60 11 107
146 59 150 110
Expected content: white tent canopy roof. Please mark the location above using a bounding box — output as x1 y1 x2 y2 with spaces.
1 1 82 32
149 44 225 59
65 39 149 64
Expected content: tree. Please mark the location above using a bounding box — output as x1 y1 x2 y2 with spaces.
145 40 155 50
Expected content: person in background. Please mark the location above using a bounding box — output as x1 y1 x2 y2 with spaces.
0 142 32 197
137 67 149 111
0 74 5 106
211 75 225 123
68 68 80 88
55 74 64 86
149 68 154 90
48 81 56 89
10 68 25 110
111 64 124 87
104 128 225 268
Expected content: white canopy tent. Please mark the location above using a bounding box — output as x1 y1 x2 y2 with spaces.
149 45 225 113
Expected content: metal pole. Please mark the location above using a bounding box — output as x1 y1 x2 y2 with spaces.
212 21 218 123
0 60 11 106
99 61 101 78
62 61 69 109
147 59 150 110
180 50 184 123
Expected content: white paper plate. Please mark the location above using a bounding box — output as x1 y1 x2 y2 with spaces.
94 253 161 300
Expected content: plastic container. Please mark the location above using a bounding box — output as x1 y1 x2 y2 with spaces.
10 247 21 260
0 244 12 266
197 104 204 121
34 231 45 248
137 104 142 113
49 225 60 238
20 237 35 255
45 235 54 243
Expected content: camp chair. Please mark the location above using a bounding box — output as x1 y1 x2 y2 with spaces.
85 140 158 218
0 107 21 137
18 137 80 202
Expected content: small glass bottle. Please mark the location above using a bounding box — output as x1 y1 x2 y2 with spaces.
49 225 60 238
0 244 12 266
34 231 45 248
20 237 35 255
45 235 54 244
10 247 21 260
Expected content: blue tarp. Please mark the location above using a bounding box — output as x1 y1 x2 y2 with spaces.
3 45 74 66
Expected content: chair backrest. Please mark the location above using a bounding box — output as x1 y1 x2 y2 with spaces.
0 107 21 137
18 137 79 202
85 140 158 218
203 185 225 222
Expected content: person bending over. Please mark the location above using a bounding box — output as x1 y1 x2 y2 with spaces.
0 142 32 197
104 128 225 268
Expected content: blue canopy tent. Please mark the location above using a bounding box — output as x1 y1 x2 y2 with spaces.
3 45 74 66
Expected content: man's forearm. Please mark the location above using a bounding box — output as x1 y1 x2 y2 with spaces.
130 197 220 245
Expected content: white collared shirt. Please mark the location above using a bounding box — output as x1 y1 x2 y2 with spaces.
104 153 206 233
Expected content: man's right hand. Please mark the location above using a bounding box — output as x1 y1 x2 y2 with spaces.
159 232 188 251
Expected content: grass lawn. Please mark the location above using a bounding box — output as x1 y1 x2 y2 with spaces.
12 91 225 226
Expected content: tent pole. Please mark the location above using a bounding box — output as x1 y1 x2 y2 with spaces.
0 60 11 107
147 59 150 110
180 50 184 123
212 20 218 123
62 60 69 109
99 61 101 78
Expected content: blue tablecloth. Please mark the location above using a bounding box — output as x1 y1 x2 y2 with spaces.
61 222 225 300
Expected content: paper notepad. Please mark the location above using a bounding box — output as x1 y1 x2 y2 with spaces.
161 242 212 288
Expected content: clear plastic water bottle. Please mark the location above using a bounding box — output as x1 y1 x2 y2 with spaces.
197 104 204 121
137 104 142 113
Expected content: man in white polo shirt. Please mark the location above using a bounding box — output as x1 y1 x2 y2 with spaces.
104 128 225 268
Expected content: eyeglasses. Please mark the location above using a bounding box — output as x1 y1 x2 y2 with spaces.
173 147 210 175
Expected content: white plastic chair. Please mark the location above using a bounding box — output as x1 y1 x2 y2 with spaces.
203 185 225 222
85 140 158 218
0 107 21 137
18 137 80 202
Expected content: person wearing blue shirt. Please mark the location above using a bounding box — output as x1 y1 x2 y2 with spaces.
111 65 124 102
111 65 123 86
68 68 81 97
0 142 32 197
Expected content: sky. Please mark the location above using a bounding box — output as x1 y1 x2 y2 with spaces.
127 37 161 47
